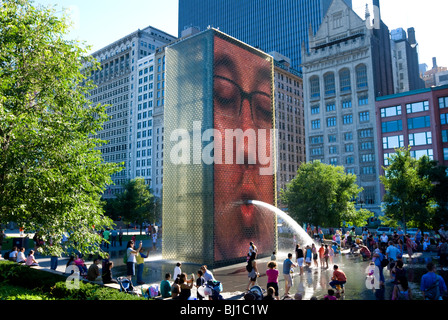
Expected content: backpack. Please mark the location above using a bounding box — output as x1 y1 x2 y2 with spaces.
3 251 10 260
246 261 253 272
123 251 128 264
425 277 440 300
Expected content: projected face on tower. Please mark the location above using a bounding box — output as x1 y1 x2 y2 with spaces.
213 35 275 262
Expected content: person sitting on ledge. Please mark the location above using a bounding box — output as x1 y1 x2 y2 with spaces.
87 258 101 281
25 250 39 266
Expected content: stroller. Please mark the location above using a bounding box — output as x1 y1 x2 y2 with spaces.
205 280 224 300
244 285 265 300
117 276 136 294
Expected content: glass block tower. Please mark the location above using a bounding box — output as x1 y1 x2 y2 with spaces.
178 0 352 70
163 29 277 267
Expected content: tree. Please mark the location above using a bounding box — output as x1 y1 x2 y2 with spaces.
115 178 155 234
380 147 437 232
417 156 448 227
0 0 121 256
281 161 373 228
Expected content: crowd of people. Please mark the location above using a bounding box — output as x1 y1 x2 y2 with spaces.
240 223 448 301
158 264 222 300
2 224 448 301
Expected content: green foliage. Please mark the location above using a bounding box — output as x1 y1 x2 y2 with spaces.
0 261 144 300
0 0 121 257
0 283 51 300
380 147 437 230
114 178 156 228
281 161 373 227
0 260 66 291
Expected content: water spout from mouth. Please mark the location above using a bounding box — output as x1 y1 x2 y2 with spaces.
248 200 315 247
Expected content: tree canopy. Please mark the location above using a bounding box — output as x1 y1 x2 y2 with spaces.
110 178 157 234
0 0 121 256
281 161 373 228
380 147 441 231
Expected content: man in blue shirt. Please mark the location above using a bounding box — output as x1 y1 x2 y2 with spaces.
282 253 297 296
386 241 401 262
420 262 447 300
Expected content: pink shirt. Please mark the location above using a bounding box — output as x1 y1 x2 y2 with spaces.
266 268 279 283
26 255 37 266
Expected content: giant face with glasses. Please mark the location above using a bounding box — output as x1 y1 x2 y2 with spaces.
213 35 276 262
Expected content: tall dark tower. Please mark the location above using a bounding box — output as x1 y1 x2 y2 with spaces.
178 0 353 70
370 0 394 97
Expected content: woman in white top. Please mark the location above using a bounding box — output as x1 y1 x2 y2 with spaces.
16 247 26 263
126 240 142 281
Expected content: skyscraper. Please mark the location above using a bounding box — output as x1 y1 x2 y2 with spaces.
390 27 425 93
86 26 177 198
178 0 352 70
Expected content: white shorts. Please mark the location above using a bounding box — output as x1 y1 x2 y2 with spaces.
283 274 293 288
297 258 304 267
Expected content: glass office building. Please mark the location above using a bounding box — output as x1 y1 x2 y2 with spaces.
178 0 352 70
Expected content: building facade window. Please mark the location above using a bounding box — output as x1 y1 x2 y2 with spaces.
410 149 433 160
383 153 392 166
342 99 352 109
358 95 369 106
310 135 324 144
311 119 321 129
360 154 375 163
406 101 429 113
382 120 403 133
310 76 320 99
444 148 448 161
441 113 448 125
345 132 353 141
328 134 337 143
339 68 351 93
324 72 336 96
383 135 404 149
409 132 432 146
359 111 370 122
343 114 353 124
329 146 338 154
326 102 336 112
356 64 368 89
311 105 320 114
408 116 430 129
327 117 337 127
442 129 448 143
361 141 373 150
439 97 448 109
311 147 323 156
381 105 402 118
359 128 373 138
362 166 375 175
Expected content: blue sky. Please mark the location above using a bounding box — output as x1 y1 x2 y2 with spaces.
32 0 447 68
